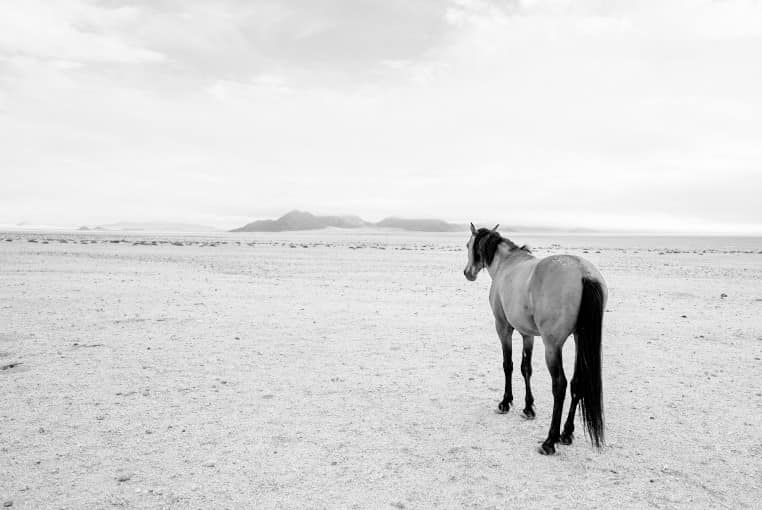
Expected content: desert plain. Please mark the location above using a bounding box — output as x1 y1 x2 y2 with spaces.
1 230 761 509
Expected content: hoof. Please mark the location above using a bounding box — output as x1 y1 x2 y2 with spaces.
537 442 556 455
520 408 535 420
560 433 573 445
496 400 512 414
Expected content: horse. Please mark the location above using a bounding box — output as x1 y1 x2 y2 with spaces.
463 223 607 455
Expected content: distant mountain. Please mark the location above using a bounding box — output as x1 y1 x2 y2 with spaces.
231 210 464 232
504 225 598 234
231 210 368 232
92 222 221 233
375 217 464 232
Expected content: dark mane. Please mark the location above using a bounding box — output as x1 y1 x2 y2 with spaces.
473 229 501 266
473 229 531 265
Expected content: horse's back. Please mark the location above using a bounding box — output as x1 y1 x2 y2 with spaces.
530 255 606 338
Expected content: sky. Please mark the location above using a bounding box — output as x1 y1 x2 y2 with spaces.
1 0 761 233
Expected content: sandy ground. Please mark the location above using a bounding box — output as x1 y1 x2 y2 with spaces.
1 232 761 509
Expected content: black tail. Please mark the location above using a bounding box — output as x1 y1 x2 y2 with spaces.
574 278 605 448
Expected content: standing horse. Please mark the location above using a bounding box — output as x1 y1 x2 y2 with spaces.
463 224 607 455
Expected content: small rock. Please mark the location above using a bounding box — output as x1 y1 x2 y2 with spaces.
680 315 687 318
202 461 215 468
3 501 12 507
720 293 728 298
116 473 131 482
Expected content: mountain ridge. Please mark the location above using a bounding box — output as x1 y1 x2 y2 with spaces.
82 222 222 233
231 210 466 232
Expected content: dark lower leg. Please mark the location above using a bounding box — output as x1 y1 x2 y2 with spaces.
498 333 513 412
539 347 566 455
560 393 580 445
561 373 581 444
520 335 534 418
561 339 581 444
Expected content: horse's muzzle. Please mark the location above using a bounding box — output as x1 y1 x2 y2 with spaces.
464 269 477 281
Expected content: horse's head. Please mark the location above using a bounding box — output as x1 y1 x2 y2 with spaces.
464 222 499 281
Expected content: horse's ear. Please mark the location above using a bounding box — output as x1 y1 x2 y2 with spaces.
470 223 477 235
492 224 499 232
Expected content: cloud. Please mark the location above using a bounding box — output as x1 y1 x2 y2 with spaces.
0 0 164 64
18 0 453 86
0 0 761 232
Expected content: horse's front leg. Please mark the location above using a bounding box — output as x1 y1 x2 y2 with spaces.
495 320 514 413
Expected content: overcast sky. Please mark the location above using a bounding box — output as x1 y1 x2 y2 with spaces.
1 0 761 232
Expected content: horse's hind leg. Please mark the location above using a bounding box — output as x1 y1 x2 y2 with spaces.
495 320 514 413
520 334 535 419
539 341 566 455
560 382 580 445
560 334 582 445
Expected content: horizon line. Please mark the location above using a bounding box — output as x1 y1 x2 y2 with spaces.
3 209 762 236
2 222 762 237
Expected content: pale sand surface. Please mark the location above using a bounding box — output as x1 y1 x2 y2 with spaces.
1 232 761 509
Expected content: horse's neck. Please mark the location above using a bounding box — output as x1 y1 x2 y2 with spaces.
486 242 531 279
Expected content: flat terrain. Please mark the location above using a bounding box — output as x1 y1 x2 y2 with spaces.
1 231 761 509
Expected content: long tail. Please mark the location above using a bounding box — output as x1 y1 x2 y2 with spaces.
575 277 605 448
